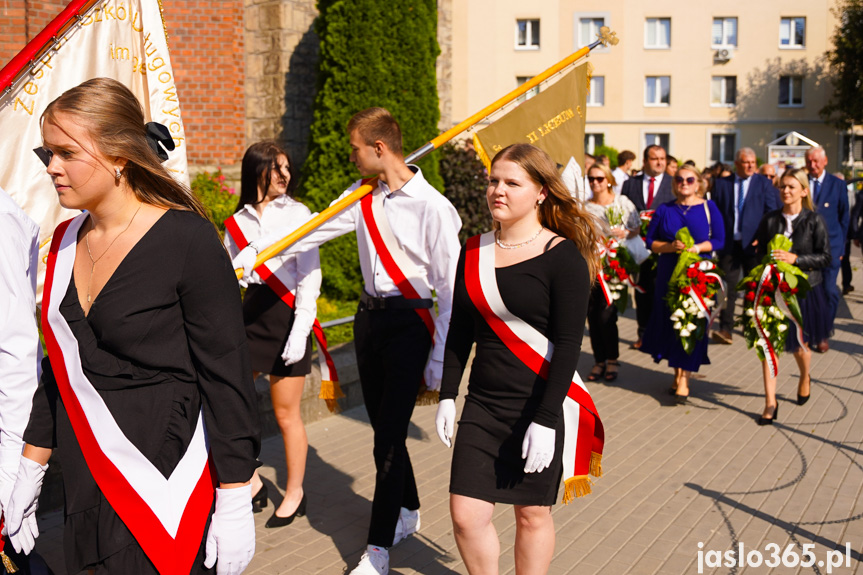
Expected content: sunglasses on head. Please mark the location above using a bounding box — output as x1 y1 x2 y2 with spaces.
675 176 697 185
587 176 606 183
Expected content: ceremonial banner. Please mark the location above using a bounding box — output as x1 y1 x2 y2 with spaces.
0 0 190 298
474 63 591 175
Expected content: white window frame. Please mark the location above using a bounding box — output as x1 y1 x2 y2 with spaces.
516 19 541 50
516 76 540 102
778 76 804 108
707 130 740 165
711 17 738 48
644 18 671 49
574 12 611 52
587 76 605 107
644 76 671 107
585 133 605 155
779 17 805 49
641 130 672 154
710 76 737 107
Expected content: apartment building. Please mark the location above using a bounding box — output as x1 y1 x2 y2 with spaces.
450 0 848 169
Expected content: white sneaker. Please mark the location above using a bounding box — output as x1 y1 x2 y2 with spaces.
392 507 421 546
350 545 389 575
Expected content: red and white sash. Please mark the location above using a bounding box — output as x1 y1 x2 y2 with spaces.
359 185 439 404
224 215 342 410
42 216 214 575
465 233 604 503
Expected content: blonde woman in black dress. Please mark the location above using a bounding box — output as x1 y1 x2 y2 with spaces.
5 78 260 575
436 144 600 574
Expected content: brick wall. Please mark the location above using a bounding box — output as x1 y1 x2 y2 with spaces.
1 0 246 168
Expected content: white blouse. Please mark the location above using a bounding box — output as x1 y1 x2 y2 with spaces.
224 194 322 329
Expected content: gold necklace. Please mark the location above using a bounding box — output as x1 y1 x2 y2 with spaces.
84 203 143 303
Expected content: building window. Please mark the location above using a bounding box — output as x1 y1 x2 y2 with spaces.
780 17 805 48
585 133 604 155
644 133 670 151
516 19 540 49
711 76 737 106
578 18 605 48
516 76 540 102
644 76 670 106
779 76 803 107
587 76 605 106
841 134 863 163
645 18 671 49
712 17 738 47
711 133 737 163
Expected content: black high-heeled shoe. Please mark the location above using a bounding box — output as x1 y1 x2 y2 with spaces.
757 405 779 426
265 494 307 528
252 484 268 513
797 374 811 406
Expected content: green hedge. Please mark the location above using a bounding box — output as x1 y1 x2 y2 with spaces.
191 169 236 237
299 0 442 300
439 142 491 243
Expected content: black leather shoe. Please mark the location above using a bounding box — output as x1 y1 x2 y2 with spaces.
252 483 268 513
757 405 778 426
266 494 307 528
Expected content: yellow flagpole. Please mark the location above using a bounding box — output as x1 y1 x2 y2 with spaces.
237 28 619 279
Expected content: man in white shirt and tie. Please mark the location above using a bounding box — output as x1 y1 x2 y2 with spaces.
712 148 781 344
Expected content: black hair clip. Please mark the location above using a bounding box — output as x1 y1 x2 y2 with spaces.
33 146 53 167
145 122 175 162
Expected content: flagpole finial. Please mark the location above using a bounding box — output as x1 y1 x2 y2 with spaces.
597 27 619 47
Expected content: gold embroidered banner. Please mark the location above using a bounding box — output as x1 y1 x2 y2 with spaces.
0 0 189 299
474 63 591 174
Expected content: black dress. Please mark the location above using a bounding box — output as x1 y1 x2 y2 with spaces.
440 240 590 506
25 210 261 574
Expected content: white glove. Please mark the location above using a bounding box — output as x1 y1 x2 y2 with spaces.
0 446 22 516
521 422 555 474
3 457 48 555
435 399 456 448
204 485 255 575
231 245 258 288
423 358 443 392
281 333 307 366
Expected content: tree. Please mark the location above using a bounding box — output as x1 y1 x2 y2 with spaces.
821 0 863 133
299 0 442 299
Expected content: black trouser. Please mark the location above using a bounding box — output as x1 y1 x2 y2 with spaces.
587 283 619 364
717 241 760 333
353 302 431 547
841 238 853 289
634 259 656 339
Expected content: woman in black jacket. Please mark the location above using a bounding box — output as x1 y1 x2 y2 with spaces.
752 168 831 424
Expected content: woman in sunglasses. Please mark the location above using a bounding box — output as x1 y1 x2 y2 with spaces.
583 163 640 381
640 166 725 402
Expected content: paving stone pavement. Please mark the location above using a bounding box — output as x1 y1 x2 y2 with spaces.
29 252 863 574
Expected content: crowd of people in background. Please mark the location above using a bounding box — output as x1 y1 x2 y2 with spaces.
574 142 862 427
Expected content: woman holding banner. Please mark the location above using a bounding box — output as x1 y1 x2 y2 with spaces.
584 163 640 382
640 166 724 403
435 144 603 574
4 78 260 575
750 168 831 424
224 141 321 527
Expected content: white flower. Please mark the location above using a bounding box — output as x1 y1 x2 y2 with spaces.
697 310 706 318
698 261 713 271
756 309 764 320
778 324 788 332
756 338 766 347
686 323 696 331
746 308 755 317
680 329 691 337
612 292 621 300
705 300 715 308
673 321 682 330
672 309 685 319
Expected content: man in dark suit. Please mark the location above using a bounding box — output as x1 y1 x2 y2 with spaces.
621 144 675 348
806 147 850 351
711 147 781 344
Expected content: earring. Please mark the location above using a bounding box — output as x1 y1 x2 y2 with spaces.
115 167 122 180
537 198 544 205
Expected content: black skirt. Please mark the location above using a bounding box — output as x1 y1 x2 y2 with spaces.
243 284 313 377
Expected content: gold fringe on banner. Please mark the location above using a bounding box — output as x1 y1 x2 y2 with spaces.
472 133 492 172
562 475 592 504
319 380 345 413
415 388 439 406
1 551 19 574
590 451 603 478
